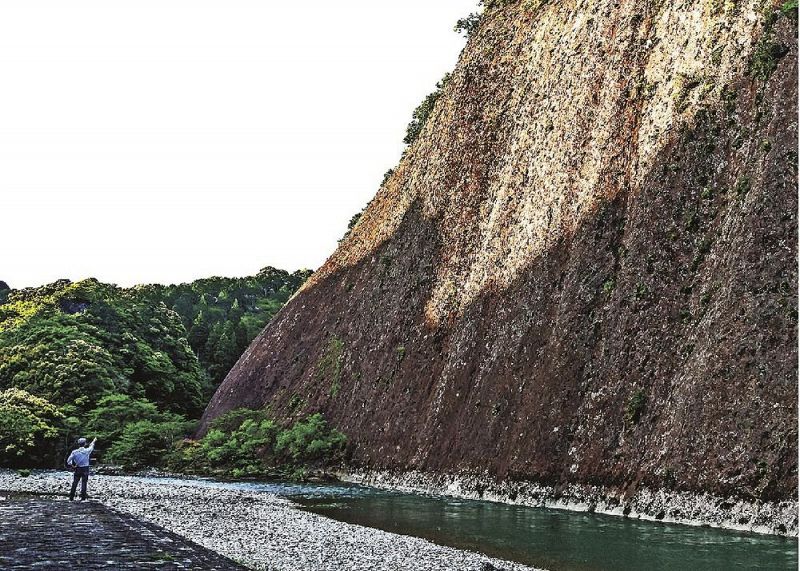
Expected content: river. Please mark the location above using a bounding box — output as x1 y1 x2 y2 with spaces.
147 476 798 570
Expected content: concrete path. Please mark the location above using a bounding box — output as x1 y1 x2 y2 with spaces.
0 494 246 570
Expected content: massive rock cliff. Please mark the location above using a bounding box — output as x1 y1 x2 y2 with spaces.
203 0 798 512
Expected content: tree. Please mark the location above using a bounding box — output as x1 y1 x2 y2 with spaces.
208 321 238 382
404 74 451 145
229 298 243 323
105 419 191 469
85 393 182 446
188 310 211 355
0 388 63 466
454 13 481 37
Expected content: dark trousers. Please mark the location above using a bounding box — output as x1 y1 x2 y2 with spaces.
69 467 90 500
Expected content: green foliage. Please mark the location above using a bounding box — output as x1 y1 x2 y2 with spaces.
135 266 311 387
454 13 482 37
317 336 345 397
203 415 277 474
275 413 347 463
734 176 751 198
85 393 185 448
207 407 267 434
485 0 518 7
167 409 346 479
602 278 616 295
632 282 650 302
749 39 789 81
0 388 63 466
347 211 363 231
0 268 309 470
404 74 451 145
0 269 310 411
782 0 798 20
0 279 206 416
288 393 306 413
339 210 364 243
625 389 646 426
454 0 520 38
105 418 193 469
749 6 791 82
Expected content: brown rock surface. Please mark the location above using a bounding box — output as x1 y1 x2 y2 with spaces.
202 0 798 502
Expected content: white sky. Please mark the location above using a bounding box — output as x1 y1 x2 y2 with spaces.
0 1 478 289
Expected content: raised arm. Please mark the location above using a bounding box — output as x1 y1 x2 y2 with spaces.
87 438 97 454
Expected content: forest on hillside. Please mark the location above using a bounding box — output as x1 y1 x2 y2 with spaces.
0 268 314 469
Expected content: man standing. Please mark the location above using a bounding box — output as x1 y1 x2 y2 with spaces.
67 437 96 501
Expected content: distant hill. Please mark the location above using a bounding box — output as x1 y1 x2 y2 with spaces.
130 266 312 385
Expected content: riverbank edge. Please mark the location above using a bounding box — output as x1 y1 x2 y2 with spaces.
338 469 798 537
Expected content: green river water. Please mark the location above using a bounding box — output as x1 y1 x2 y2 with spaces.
297 490 796 570
175 478 798 570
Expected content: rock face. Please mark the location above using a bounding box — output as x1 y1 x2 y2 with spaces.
202 0 798 504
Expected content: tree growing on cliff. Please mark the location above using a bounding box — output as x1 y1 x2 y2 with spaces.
454 13 481 37
404 74 451 145
454 0 522 37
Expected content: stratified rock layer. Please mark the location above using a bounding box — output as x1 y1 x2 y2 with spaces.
203 0 798 505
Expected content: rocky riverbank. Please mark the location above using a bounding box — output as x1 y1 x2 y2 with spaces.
341 470 799 537
0 471 541 571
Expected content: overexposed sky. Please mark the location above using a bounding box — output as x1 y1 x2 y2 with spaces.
0 1 477 288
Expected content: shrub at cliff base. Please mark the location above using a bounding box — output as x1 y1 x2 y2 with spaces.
167 409 346 480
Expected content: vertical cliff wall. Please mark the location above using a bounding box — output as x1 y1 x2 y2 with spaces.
202 0 798 507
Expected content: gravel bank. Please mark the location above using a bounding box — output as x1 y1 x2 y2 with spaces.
0 471 541 571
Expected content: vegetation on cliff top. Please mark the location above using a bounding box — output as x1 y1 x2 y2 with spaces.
404 74 451 146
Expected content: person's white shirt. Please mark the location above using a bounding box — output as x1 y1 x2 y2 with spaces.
67 439 96 468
